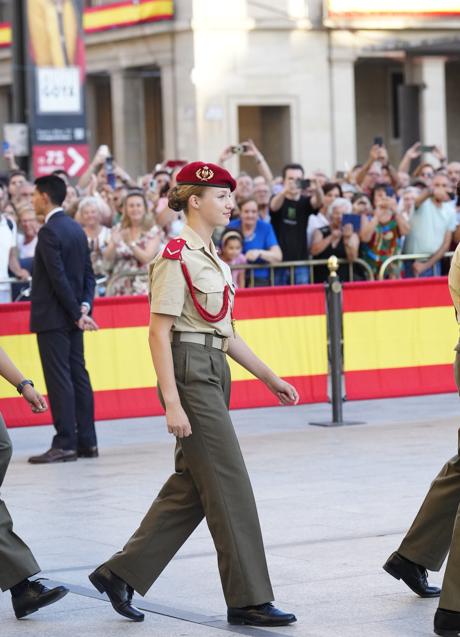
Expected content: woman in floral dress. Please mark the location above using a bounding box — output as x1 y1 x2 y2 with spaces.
104 190 162 295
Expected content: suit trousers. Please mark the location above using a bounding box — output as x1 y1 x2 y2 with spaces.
398 343 460 611
37 328 97 451
0 415 40 591
105 341 274 607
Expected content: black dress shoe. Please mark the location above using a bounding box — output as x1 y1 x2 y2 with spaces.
434 608 460 636
383 551 441 598
12 579 69 619
89 565 144 622
28 448 77 464
77 446 99 458
227 603 297 626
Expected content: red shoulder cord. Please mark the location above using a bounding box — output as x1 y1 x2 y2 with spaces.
180 259 230 323
162 237 232 324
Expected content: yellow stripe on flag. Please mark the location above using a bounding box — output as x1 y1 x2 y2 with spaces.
0 315 327 398
84 0 173 31
344 307 458 371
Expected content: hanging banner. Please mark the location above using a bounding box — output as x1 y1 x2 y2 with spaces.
325 0 460 27
26 0 88 177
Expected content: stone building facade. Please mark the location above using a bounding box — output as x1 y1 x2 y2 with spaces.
0 0 459 177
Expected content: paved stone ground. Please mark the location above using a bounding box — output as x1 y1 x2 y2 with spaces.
1 393 459 637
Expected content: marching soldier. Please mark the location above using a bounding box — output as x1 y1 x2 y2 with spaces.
0 347 68 618
383 239 460 636
89 161 298 627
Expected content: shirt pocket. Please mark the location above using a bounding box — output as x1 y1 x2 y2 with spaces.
192 277 226 316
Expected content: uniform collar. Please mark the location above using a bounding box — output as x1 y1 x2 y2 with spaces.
182 224 206 250
182 224 220 262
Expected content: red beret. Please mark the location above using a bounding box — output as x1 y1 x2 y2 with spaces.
176 161 236 192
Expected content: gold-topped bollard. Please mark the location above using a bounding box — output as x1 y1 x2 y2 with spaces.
310 255 362 427
327 255 339 277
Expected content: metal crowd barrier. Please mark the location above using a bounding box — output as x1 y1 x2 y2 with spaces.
228 258 374 286
377 251 454 280
2 250 457 303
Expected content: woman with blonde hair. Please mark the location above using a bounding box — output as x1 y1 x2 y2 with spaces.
90 162 297 627
78 196 111 278
103 190 162 295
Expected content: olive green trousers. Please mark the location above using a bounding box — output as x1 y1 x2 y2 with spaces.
106 341 274 607
0 414 40 591
398 341 460 610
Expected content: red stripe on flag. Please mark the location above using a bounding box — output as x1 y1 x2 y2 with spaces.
2 374 327 428
343 278 451 313
0 286 326 336
344 364 457 400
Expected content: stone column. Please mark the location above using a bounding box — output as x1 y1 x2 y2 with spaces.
405 56 447 153
110 69 146 176
160 62 177 160
329 50 357 173
418 57 447 152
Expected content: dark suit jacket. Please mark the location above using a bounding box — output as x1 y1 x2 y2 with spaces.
30 210 95 333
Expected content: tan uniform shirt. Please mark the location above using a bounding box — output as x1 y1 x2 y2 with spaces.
149 225 235 338
449 243 460 324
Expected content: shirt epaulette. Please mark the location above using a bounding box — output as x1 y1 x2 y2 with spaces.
162 237 187 260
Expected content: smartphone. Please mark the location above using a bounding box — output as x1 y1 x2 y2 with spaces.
2 140 9 154
105 156 116 189
230 144 249 154
336 170 345 180
421 145 435 153
373 136 384 147
149 178 157 192
296 178 311 189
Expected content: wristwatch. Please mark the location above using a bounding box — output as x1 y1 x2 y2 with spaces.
16 379 34 395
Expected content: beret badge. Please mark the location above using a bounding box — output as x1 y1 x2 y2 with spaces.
195 166 214 182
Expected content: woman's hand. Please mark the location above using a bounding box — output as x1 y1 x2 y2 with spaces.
266 377 299 406
165 403 192 438
111 227 123 245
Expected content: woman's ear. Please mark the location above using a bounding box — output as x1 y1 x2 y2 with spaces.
189 195 201 210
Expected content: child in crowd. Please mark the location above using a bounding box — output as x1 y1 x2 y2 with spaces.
220 229 246 288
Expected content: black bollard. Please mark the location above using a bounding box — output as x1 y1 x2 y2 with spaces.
310 256 363 427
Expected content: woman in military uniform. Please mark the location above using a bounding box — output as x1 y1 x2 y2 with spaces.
89 162 298 627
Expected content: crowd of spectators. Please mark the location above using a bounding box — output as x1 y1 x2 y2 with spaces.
1 138 460 301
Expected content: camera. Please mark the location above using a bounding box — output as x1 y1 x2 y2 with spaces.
296 178 311 190
373 136 384 147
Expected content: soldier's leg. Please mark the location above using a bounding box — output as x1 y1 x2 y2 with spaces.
0 416 40 591
439 503 460 611
399 344 460 572
105 442 205 595
175 344 273 608
398 450 460 570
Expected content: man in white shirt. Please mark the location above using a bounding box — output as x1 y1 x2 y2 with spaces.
0 210 29 303
403 175 457 277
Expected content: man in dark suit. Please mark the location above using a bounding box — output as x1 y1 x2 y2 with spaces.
29 174 99 464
